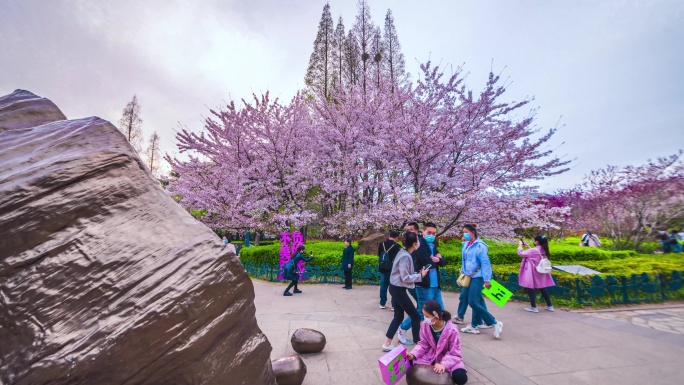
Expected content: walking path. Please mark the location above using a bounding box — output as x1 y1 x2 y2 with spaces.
579 305 684 335
254 280 684 385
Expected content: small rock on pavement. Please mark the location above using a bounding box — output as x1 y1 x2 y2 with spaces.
272 356 307 385
291 328 326 354
406 364 452 385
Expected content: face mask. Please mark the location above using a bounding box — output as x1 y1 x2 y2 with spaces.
223 239 228 244
463 233 472 241
424 315 435 325
424 235 436 243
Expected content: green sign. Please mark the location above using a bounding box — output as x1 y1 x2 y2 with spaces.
482 279 513 307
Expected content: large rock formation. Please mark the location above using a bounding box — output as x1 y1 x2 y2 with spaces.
0 90 275 385
357 229 388 255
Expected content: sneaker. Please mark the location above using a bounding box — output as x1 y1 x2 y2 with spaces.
493 321 504 339
398 328 408 344
479 323 492 329
391 307 394 311
342 286 348 289
545 306 555 312
460 325 480 334
283 291 293 296
381 343 396 352
452 316 465 324
379 304 386 309
293 289 302 294
524 307 539 313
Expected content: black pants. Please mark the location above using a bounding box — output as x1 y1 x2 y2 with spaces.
528 288 552 308
344 270 352 288
285 276 299 292
386 284 421 343
451 368 468 384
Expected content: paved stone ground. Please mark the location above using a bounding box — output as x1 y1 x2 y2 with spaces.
254 280 684 385
579 306 684 335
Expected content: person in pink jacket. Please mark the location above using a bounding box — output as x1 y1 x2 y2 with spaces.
407 300 468 384
517 235 555 312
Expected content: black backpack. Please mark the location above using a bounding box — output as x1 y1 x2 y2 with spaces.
378 243 396 273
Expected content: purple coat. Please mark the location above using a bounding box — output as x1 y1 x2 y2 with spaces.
518 246 555 289
410 321 465 374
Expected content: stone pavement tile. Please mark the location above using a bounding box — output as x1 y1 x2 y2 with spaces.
324 337 363 352
330 368 379 385
356 334 386 350
315 326 355 341
529 368 623 385
463 366 491 383
299 352 329 373
303 372 332 385
289 320 320 329
464 336 553 357
258 320 291 332
325 350 376 371
613 341 684 364
460 346 501 370
477 363 537 385
529 347 634 372
493 353 565 377
262 328 290 340
350 324 384 338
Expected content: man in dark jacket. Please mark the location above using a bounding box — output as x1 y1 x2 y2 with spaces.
378 231 401 309
398 222 447 344
341 238 355 289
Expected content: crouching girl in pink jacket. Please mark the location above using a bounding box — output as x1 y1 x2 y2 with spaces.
407 300 468 384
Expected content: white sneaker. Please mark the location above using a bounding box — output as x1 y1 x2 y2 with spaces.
397 328 408 344
479 323 492 329
524 307 539 313
545 306 555 312
382 343 396 352
379 304 386 309
493 321 504 339
460 325 480 334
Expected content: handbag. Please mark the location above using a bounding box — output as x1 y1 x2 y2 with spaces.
457 265 480 288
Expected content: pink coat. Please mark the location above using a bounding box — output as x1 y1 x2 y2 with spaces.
410 321 465 374
518 246 555 289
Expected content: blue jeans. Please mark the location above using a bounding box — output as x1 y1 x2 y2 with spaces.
457 286 488 319
380 272 395 307
467 277 497 327
400 286 444 330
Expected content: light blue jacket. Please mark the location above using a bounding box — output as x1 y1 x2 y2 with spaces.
461 238 493 282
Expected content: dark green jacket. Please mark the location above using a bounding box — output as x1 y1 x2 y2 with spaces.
341 245 355 271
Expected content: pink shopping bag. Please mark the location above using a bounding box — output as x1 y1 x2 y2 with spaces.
378 345 412 385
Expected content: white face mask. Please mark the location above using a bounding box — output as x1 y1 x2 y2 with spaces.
424 315 435 325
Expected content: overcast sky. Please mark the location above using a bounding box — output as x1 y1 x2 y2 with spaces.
1 0 682 192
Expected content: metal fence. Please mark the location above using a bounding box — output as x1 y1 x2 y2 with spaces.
240 262 684 306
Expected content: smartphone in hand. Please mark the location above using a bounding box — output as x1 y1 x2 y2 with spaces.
424 264 432 270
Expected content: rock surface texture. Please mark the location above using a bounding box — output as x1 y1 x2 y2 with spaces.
0 90 275 385
405 365 453 385
271 356 307 385
357 230 388 255
290 328 326 354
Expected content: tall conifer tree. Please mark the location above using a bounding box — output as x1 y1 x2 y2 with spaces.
304 3 335 99
383 9 406 90
351 0 375 94
331 16 346 90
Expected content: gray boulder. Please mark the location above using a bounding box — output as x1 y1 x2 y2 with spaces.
406 364 453 385
357 229 388 255
0 90 275 385
291 328 326 354
272 356 308 385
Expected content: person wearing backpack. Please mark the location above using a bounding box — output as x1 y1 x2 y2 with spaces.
517 235 555 312
579 231 601 247
378 231 401 309
283 245 314 296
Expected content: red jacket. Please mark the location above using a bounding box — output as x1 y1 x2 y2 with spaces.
410 320 465 374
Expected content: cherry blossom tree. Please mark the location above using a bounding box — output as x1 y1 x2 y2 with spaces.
560 152 684 250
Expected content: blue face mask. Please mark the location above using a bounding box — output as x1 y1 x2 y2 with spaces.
223 239 228 244
424 235 436 243
463 233 472 242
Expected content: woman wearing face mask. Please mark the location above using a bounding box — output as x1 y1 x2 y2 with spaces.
283 245 313 296
222 235 236 255
382 231 430 351
453 235 489 328
518 235 555 312
459 224 503 338
407 300 468 385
